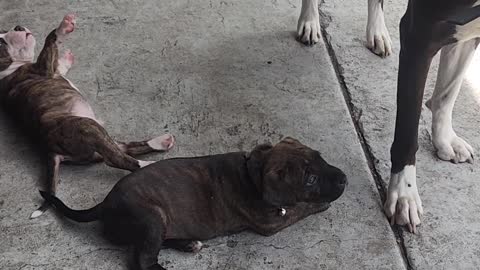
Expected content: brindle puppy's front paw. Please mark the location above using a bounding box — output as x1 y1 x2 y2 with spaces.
384 166 423 233
57 13 76 36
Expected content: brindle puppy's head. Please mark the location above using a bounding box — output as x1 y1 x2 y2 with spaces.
0 26 36 72
247 137 347 207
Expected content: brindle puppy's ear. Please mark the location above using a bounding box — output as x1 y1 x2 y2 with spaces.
246 143 273 192
262 170 297 206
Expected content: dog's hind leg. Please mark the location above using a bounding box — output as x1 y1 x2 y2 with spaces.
30 153 62 219
163 239 203 253
116 134 175 156
132 213 167 270
427 38 479 163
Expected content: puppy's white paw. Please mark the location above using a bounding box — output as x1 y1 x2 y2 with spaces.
189 241 203 253
366 5 392 57
30 209 44 219
138 160 155 168
384 166 423 233
297 7 321 46
147 134 175 151
434 132 474 164
57 13 76 36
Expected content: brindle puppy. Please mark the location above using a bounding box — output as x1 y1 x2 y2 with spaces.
0 14 175 218
41 137 347 270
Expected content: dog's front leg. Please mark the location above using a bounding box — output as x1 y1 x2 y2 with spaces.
297 0 321 45
34 14 75 77
366 0 392 57
385 13 446 233
30 153 62 218
252 202 330 236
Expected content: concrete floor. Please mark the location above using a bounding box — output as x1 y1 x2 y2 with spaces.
0 0 478 269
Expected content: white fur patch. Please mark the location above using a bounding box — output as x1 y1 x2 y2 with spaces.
138 160 155 168
366 0 392 57
30 209 44 219
384 165 423 233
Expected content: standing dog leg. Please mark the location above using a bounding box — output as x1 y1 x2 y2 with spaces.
427 39 479 163
116 134 175 156
366 0 392 57
297 0 321 46
30 154 62 218
385 13 448 232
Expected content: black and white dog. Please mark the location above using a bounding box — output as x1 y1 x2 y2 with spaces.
299 0 480 233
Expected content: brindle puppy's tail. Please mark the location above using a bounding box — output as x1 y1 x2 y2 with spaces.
39 191 102 222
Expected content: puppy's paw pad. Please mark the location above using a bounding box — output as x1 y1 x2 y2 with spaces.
148 134 175 151
436 136 474 164
58 13 76 35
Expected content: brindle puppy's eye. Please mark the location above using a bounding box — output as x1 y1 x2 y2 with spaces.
0 38 6 45
306 175 318 186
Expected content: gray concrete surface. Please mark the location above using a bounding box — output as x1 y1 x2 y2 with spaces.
7 0 478 269
321 0 480 269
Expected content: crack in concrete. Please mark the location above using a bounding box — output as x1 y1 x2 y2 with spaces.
318 1 413 270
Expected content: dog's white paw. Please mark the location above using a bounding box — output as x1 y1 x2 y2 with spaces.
147 134 175 151
366 4 392 57
384 165 423 233
30 209 44 219
297 6 321 46
434 132 474 164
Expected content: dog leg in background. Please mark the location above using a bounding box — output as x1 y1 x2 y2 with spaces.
366 0 392 57
427 39 479 163
30 154 62 218
34 14 75 77
297 0 321 46
116 134 175 156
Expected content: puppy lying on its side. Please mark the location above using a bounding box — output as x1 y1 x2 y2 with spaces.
42 137 347 270
0 14 174 218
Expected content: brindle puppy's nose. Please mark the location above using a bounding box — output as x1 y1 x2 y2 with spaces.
14 26 25 31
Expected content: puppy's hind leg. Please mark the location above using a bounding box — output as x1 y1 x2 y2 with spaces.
30 153 62 219
116 134 175 156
